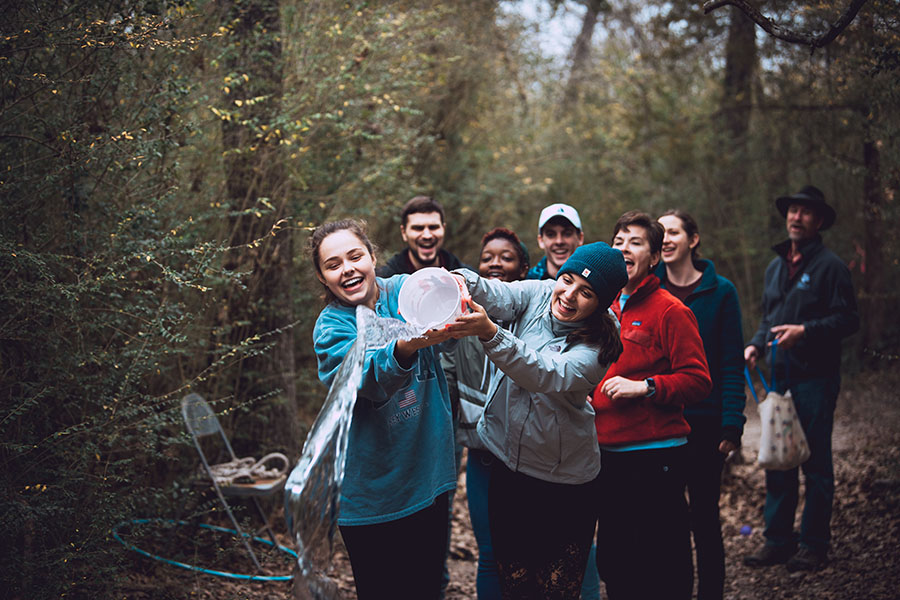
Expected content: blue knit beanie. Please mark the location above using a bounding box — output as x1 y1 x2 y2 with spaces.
557 242 628 308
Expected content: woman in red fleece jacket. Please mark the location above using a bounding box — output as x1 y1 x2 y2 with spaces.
591 211 712 600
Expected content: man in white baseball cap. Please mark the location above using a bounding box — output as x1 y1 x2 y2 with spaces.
527 203 585 280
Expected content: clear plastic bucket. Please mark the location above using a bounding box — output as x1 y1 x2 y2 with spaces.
398 268 468 330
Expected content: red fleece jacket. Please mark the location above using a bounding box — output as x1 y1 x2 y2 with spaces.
592 275 712 446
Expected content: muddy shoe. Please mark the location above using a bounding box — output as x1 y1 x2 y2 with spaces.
786 547 827 572
743 544 795 567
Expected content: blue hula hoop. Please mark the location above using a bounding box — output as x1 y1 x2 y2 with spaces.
112 518 296 581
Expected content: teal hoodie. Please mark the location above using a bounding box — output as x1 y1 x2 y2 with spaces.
655 259 746 436
313 275 457 526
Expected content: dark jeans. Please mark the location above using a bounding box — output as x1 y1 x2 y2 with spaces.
489 458 597 600
596 445 693 600
685 414 727 600
467 449 502 600
764 375 839 555
340 492 450 600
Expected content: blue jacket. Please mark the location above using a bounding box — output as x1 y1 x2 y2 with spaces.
456 270 609 484
525 256 553 280
655 259 746 435
313 275 457 526
748 236 859 382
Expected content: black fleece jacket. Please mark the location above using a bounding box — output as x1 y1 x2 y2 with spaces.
376 248 470 277
749 235 858 382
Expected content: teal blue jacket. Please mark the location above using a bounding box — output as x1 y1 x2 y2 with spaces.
655 260 746 436
525 256 553 281
313 275 457 526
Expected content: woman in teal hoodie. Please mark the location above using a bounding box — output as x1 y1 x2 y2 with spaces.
309 219 458 600
656 210 746 600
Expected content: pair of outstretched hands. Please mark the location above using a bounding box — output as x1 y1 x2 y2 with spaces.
394 275 493 364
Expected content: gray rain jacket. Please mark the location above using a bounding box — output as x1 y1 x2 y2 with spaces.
455 269 611 485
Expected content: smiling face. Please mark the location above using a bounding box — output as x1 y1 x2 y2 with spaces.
316 229 378 309
550 272 600 322
786 203 824 243
401 211 445 269
479 237 526 282
659 214 699 267
612 224 659 294
537 219 584 277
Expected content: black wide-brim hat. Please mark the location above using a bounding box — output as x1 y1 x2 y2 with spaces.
775 185 836 230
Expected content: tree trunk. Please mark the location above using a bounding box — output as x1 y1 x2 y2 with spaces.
722 5 756 142
562 0 606 110
861 135 885 358
717 5 757 294
217 0 299 450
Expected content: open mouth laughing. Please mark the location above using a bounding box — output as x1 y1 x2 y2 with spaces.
341 276 364 292
555 296 577 317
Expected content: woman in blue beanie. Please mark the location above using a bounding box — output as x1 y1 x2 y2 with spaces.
442 227 530 600
446 242 627 599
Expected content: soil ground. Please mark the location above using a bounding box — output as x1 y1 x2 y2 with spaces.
119 367 900 599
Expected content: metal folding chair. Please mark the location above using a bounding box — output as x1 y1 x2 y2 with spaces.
181 393 287 571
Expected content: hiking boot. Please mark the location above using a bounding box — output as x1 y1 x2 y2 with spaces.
743 544 795 567
786 546 827 572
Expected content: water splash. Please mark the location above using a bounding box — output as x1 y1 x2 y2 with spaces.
284 305 423 599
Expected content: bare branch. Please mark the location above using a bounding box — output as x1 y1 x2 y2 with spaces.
703 0 870 50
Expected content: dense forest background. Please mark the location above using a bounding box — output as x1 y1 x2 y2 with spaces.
2 0 897 596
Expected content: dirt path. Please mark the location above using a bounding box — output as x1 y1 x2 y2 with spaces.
122 368 900 599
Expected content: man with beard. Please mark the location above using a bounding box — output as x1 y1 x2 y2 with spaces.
743 185 858 572
377 195 470 277
527 203 585 281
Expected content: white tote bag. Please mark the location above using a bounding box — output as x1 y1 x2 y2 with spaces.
745 341 810 471
756 387 810 470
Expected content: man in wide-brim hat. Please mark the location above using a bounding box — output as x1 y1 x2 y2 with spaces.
775 185 836 231
743 184 859 573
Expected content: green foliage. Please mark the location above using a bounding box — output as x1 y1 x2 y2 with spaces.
0 2 275 596
1 0 898 595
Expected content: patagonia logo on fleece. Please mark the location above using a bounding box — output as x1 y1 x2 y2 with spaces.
631 321 642 326
797 273 811 290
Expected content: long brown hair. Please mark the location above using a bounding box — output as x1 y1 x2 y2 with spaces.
307 219 376 305
566 308 624 366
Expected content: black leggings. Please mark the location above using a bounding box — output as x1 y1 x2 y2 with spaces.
339 492 450 600
488 459 597 600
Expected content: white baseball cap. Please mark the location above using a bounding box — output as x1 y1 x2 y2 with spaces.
538 203 582 232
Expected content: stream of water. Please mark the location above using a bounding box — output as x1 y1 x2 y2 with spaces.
284 305 424 599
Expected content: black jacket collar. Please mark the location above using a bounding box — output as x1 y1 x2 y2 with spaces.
772 235 824 264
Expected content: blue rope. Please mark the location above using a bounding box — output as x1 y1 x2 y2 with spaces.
744 367 759 404
112 518 296 581
744 340 776 404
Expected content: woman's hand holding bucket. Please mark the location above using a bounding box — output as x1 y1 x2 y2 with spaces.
445 299 498 342
394 327 455 368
